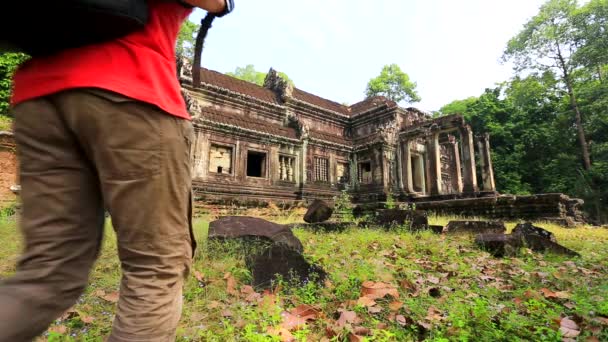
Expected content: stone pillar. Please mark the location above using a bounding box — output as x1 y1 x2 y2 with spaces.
477 133 496 192
425 131 442 196
450 139 463 193
300 140 308 186
350 153 358 189
396 140 405 191
402 140 414 193
459 125 478 193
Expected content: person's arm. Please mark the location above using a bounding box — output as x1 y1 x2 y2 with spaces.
181 0 226 13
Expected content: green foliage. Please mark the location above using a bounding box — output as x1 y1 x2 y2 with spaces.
176 19 199 59
1 218 607 340
333 190 354 222
0 53 29 116
226 64 293 87
440 0 608 222
385 190 397 209
365 64 421 104
0 115 12 131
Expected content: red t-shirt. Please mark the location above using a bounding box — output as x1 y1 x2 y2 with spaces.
11 1 193 120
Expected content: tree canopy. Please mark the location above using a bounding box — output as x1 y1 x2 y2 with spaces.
441 0 608 222
226 65 293 86
365 64 421 104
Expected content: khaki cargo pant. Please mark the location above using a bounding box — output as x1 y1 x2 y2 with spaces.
0 88 196 342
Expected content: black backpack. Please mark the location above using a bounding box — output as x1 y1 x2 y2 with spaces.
0 1 151 57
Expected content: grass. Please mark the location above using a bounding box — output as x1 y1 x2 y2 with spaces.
0 115 12 131
0 212 607 341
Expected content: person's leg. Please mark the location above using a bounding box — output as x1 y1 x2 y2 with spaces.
54 89 195 342
0 96 105 342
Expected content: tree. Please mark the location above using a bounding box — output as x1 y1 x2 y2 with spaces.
365 64 421 104
176 19 200 59
0 53 29 116
502 0 592 170
572 0 608 82
226 65 293 86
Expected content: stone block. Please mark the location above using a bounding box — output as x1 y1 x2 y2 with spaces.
512 222 556 242
374 209 428 230
209 216 303 253
304 199 333 223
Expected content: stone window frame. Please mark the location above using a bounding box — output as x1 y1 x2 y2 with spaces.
336 160 350 184
246 148 269 179
278 153 297 183
313 156 330 183
208 142 235 176
357 160 373 184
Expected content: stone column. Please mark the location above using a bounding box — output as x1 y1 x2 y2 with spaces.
300 140 308 186
477 133 496 192
396 139 405 191
459 125 478 193
425 131 442 196
402 140 414 193
350 153 358 189
450 139 463 193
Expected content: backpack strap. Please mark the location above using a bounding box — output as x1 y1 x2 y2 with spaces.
191 13 216 88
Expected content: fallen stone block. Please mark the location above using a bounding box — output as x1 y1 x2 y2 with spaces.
512 222 556 242
209 216 303 253
246 243 328 289
373 209 428 230
475 234 522 257
517 234 580 257
428 225 444 234
445 220 506 234
475 233 580 257
304 199 333 223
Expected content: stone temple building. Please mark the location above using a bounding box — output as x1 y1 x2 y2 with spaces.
178 63 583 225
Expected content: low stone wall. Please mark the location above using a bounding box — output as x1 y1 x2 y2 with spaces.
0 132 18 204
413 193 585 227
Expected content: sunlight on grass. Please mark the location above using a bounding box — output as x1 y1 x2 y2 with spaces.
0 115 12 131
0 213 606 341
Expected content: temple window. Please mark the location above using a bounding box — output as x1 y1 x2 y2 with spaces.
358 161 372 184
337 162 349 183
247 151 267 178
314 157 329 182
209 144 233 174
279 155 296 182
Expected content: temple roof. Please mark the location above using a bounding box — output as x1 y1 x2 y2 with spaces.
349 96 398 116
199 68 281 105
198 68 397 117
292 88 350 116
199 107 298 140
309 130 353 147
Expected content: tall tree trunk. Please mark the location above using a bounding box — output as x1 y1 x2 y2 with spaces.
556 43 592 170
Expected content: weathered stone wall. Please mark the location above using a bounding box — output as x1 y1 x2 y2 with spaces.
0 132 18 204
414 193 585 226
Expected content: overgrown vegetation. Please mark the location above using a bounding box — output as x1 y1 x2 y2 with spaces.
1 213 606 341
439 0 608 223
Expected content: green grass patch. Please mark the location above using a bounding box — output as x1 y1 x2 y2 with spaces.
0 214 606 341
0 115 12 131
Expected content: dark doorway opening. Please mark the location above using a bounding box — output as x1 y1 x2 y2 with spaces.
247 151 267 178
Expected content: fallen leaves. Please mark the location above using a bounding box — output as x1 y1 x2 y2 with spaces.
360 281 399 300
559 317 580 338
224 272 238 297
104 292 119 303
540 288 571 299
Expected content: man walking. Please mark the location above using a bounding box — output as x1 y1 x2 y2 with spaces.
0 0 232 341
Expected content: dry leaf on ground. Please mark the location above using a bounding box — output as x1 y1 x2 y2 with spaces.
361 281 399 300
559 317 580 338
267 327 294 342
102 291 120 303
224 272 239 297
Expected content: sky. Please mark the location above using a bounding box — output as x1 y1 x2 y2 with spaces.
189 0 550 112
